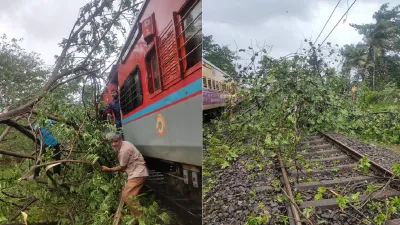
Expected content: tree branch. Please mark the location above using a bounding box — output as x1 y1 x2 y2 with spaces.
0 149 34 159
20 159 99 180
2 120 38 143
66 115 87 159
82 6 125 65
0 100 37 122
0 197 23 208
31 111 79 130
0 115 26 142
55 64 89 80
10 197 38 222
52 1 107 76
49 68 102 92
0 126 12 142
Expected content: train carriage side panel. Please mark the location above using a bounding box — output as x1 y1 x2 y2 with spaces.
202 59 235 111
116 0 202 166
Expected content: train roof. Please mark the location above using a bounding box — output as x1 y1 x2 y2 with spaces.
117 0 148 64
202 58 233 79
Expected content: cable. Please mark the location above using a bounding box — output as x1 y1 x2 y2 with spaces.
314 0 342 44
318 0 357 50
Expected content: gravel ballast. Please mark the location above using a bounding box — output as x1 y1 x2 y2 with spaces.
328 133 400 172
203 154 288 225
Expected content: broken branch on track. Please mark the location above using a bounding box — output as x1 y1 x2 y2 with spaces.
19 159 100 180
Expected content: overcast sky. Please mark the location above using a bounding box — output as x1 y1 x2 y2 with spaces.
0 0 94 66
1 0 398 68
203 0 399 65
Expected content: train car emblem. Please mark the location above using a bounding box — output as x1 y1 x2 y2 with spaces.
156 114 166 136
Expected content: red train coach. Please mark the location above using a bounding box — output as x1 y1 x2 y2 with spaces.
101 0 202 222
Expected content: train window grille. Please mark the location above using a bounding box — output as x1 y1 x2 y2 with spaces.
176 0 202 71
202 76 207 88
216 82 220 90
212 80 216 90
222 83 226 91
207 78 211 89
120 67 143 115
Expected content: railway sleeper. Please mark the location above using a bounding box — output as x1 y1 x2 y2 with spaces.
303 135 323 140
298 188 400 209
301 149 342 157
302 143 332 151
289 163 356 176
309 155 350 163
294 176 377 190
300 138 326 146
386 219 400 225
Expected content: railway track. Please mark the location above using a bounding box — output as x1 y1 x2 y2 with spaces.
144 170 202 225
280 132 400 225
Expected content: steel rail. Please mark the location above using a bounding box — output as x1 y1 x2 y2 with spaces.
320 132 394 178
143 184 202 225
277 151 302 225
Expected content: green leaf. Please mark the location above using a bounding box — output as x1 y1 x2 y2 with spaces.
221 161 230 169
100 184 109 192
392 163 400 176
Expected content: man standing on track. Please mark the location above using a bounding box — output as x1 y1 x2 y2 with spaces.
100 132 149 219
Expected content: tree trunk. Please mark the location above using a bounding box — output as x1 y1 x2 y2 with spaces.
373 53 376 90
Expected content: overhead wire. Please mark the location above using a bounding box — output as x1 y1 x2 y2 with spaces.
317 0 358 50
314 0 342 44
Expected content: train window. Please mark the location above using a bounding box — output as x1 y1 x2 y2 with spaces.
222 83 226 91
216 82 220 90
212 80 215 90
207 78 211 89
146 48 161 94
179 0 202 70
202 76 207 88
120 65 143 115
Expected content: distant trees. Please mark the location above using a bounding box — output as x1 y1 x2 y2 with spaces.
0 35 49 113
341 3 400 90
203 34 239 78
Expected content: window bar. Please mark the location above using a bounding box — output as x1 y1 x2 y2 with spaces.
179 42 202 61
158 30 174 48
129 92 142 102
159 20 173 37
176 13 202 39
175 0 201 27
125 79 139 89
178 27 202 51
